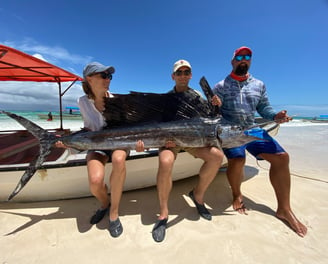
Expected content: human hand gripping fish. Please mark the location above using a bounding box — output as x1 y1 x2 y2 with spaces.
274 110 293 123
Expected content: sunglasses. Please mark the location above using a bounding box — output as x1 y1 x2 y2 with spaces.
175 69 191 76
234 55 252 61
98 72 113 80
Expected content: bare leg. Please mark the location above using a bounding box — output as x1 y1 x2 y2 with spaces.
226 157 248 214
109 150 127 221
87 152 110 209
192 147 223 204
156 149 175 220
260 152 307 237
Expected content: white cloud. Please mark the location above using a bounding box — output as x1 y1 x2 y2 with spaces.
0 39 86 110
0 81 84 111
32 53 47 61
3 38 92 65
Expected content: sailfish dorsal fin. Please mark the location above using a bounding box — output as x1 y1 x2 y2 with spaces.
102 84 217 128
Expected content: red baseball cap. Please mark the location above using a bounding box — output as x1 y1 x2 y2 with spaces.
233 46 252 58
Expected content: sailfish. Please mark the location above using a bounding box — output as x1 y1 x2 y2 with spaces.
1 77 273 200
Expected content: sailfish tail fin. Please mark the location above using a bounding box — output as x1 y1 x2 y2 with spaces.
1 111 57 200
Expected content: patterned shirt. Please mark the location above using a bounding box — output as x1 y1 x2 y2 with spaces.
212 74 276 126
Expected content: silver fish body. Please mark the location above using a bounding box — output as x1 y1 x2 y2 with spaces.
60 117 257 150
62 118 220 150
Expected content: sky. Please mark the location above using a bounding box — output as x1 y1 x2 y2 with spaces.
0 0 328 116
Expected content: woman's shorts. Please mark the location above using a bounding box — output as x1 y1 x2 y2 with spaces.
87 149 113 157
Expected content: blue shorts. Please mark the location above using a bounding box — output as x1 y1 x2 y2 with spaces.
223 128 285 160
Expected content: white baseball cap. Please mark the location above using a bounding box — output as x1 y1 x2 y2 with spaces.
172 59 192 73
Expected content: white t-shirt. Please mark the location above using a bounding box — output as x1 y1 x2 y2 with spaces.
78 94 113 131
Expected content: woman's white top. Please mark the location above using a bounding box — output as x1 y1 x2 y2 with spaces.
78 93 113 131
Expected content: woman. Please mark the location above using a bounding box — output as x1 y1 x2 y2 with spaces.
80 61 144 237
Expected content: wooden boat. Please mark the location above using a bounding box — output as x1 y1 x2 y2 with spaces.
309 119 328 123
37 113 82 120
0 44 280 202
310 115 328 123
38 107 82 120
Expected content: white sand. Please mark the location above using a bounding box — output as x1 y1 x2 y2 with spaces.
1 124 327 263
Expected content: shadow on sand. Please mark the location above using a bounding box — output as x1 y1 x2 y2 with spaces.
0 165 276 235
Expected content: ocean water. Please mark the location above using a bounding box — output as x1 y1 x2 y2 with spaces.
0 111 83 131
1 111 327 131
270 123 328 182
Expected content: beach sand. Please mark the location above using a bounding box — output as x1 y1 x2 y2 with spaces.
1 124 327 263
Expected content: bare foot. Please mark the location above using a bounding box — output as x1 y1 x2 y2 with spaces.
276 210 307 237
232 195 248 215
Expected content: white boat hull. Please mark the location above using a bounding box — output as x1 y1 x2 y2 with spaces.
0 150 206 202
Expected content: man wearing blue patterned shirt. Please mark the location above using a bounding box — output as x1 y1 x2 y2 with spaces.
212 46 307 237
